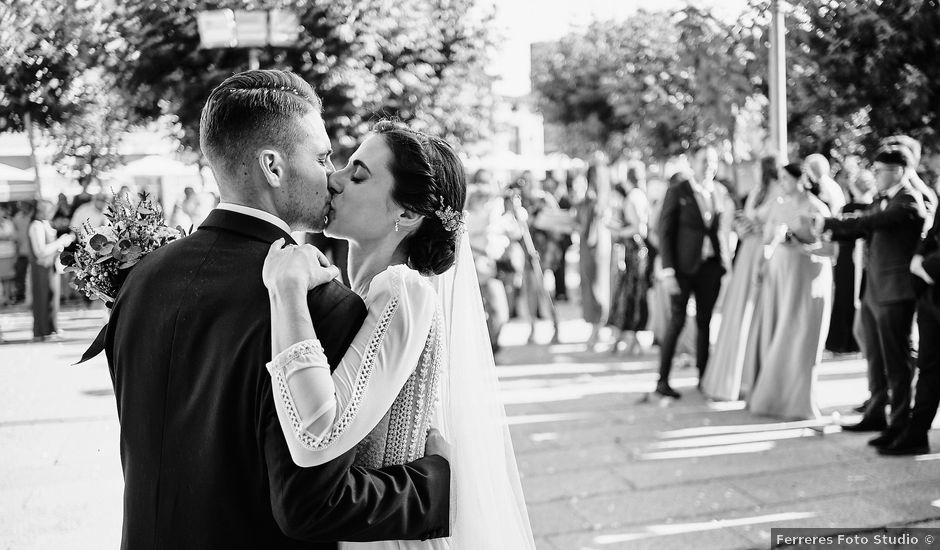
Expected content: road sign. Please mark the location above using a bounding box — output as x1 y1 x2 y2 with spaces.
268 9 300 47
234 10 268 48
196 9 236 49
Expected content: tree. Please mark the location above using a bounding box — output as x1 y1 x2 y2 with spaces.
111 0 497 159
0 0 116 194
49 71 131 190
532 12 697 159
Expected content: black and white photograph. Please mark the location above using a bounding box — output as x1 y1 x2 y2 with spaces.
1 0 939 548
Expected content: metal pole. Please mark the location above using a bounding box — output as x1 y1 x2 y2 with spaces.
768 0 788 162
248 48 260 70
24 111 43 199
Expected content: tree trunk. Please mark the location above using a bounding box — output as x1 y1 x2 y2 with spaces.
24 111 43 199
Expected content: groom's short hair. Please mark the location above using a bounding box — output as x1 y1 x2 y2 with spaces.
200 70 322 175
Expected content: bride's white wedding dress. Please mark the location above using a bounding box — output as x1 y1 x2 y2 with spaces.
267 235 535 549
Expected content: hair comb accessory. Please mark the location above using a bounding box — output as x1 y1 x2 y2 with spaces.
434 196 466 233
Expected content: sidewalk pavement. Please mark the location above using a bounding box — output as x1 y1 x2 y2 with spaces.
1 305 939 550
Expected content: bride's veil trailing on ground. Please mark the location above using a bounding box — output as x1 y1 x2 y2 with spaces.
430 231 536 548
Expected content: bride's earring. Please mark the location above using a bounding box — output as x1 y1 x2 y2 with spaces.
394 220 400 232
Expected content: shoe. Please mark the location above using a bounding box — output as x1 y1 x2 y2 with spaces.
877 429 930 456
842 416 887 433
868 430 900 449
853 398 871 414
655 383 681 399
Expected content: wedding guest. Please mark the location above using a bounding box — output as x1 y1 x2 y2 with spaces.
11 202 34 304
882 135 937 213
654 146 731 398
608 165 651 355
53 193 71 233
884 207 940 454
827 169 876 354
70 192 109 231
577 157 612 348
467 182 512 352
542 170 573 301
805 154 847 215
820 148 927 448
702 156 780 401
748 163 835 420
28 200 74 340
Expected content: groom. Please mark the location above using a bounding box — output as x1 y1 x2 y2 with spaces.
105 70 450 549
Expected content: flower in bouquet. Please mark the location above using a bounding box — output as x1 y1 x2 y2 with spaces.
62 192 189 303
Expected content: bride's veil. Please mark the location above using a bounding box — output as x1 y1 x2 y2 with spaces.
430 231 536 548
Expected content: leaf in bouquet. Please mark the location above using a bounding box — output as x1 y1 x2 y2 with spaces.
127 245 142 255
89 233 110 251
118 257 141 269
60 250 75 267
95 254 114 264
111 246 125 260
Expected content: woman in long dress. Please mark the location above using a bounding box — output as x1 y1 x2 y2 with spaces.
262 121 535 549
748 163 836 420
826 168 876 353
608 167 651 354
577 159 612 348
701 156 779 400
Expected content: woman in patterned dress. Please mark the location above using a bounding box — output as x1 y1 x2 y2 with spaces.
262 121 535 549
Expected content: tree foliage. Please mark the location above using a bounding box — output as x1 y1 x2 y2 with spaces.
112 0 497 157
532 9 756 160
0 0 115 132
534 0 940 162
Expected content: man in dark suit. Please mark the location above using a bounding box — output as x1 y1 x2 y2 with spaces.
880 207 940 455
820 148 927 448
655 146 731 398
105 70 450 549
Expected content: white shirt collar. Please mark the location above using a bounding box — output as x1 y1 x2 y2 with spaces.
215 203 292 235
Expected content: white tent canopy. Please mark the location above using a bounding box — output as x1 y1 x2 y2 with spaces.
0 162 35 182
114 155 200 178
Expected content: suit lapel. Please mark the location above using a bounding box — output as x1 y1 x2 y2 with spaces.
198 209 296 245
682 180 706 227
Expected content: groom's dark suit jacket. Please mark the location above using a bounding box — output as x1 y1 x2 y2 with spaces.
105 209 450 550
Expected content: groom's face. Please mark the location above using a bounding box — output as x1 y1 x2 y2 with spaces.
278 111 334 231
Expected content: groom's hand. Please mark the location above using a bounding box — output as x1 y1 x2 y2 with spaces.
424 428 451 461
263 238 340 293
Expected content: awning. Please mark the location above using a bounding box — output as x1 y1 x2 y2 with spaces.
0 162 36 201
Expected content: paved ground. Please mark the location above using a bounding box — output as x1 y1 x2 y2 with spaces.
1 303 939 550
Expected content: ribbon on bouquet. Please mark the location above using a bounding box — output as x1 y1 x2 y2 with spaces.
74 323 108 365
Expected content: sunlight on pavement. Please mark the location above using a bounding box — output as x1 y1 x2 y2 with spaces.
648 427 822 450
638 441 776 460
590 512 817 544
505 412 597 426
915 453 940 462
659 419 829 438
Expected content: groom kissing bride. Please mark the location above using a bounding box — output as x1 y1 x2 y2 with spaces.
104 70 534 549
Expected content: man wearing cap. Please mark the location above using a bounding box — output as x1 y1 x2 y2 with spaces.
815 147 927 449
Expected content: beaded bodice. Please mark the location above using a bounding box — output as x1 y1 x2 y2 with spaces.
355 311 444 468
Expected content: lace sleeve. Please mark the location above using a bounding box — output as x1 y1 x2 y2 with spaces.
267 266 438 468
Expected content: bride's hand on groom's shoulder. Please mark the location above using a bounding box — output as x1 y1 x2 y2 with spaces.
262 238 340 294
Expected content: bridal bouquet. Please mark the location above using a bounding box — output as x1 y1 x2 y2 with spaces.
62 192 187 304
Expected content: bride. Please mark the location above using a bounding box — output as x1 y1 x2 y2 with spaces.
261 120 536 549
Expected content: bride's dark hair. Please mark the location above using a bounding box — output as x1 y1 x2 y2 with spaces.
373 120 467 275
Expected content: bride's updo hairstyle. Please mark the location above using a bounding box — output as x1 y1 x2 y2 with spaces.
373 120 467 276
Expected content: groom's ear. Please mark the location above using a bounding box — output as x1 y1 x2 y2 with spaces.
397 209 424 230
258 149 285 189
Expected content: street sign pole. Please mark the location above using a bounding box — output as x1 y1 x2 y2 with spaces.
768 0 788 162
